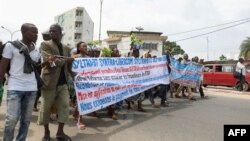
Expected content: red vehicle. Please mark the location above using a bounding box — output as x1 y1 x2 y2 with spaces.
203 64 250 91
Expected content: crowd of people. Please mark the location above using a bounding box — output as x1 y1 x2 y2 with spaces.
0 23 215 141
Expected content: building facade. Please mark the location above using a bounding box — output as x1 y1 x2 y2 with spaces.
103 31 167 57
55 7 94 48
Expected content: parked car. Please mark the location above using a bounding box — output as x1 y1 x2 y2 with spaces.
203 63 250 91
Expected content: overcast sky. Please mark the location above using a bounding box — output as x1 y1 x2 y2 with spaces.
1 0 250 60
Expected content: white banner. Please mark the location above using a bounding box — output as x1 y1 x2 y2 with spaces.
72 56 169 115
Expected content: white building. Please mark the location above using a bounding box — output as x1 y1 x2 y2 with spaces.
55 7 94 48
103 31 167 57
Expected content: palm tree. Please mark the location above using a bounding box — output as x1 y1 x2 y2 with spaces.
239 37 250 59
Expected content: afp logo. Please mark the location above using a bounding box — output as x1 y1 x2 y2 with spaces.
224 125 250 141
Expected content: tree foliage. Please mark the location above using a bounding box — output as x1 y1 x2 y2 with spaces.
239 37 250 59
163 41 185 55
100 47 112 57
87 40 100 48
219 54 227 61
130 33 142 47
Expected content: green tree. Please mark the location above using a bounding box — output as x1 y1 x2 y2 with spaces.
219 54 227 61
130 33 142 47
87 40 101 48
100 47 112 57
163 41 185 55
239 37 250 59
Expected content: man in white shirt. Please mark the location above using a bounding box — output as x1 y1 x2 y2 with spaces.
235 58 246 91
0 23 39 141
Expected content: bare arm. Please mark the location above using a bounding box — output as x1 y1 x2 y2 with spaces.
0 58 10 84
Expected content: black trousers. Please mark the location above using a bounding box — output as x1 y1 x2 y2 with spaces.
236 76 245 91
199 85 204 97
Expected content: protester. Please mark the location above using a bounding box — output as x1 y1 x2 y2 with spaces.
96 47 120 119
0 83 2 106
142 49 152 58
235 58 246 91
0 40 3 106
194 56 208 98
142 50 159 108
93 47 101 57
106 47 121 119
0 23 39 141
149 50 170 107
38 24 74 141
0 40 8 86
0 40 3 61
174 54 196 101
126 45 146 112
159 50 171 106
71 41 88 129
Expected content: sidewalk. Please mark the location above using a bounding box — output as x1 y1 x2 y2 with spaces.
203 86 250 95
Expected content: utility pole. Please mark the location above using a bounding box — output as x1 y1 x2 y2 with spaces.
206 36 209 61
98 0 104 44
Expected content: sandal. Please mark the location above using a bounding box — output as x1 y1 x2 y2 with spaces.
56 133 72 141
77 122 86 130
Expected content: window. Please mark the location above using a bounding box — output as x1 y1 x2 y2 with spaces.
222 65 233 72
57 15 65 25
75 33 81 39
204 66 213 72
215 66 222 72
109 44 117 50
76 10 83 16
75 21 82 28
246 66 250 73
141 43 158 50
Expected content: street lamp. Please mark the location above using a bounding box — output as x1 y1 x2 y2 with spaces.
1 26 20 41
98 0 104 43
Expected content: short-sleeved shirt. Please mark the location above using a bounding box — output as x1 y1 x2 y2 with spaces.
2 42 40 91
236 62 246 76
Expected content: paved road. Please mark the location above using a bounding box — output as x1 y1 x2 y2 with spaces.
0 86 250 141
